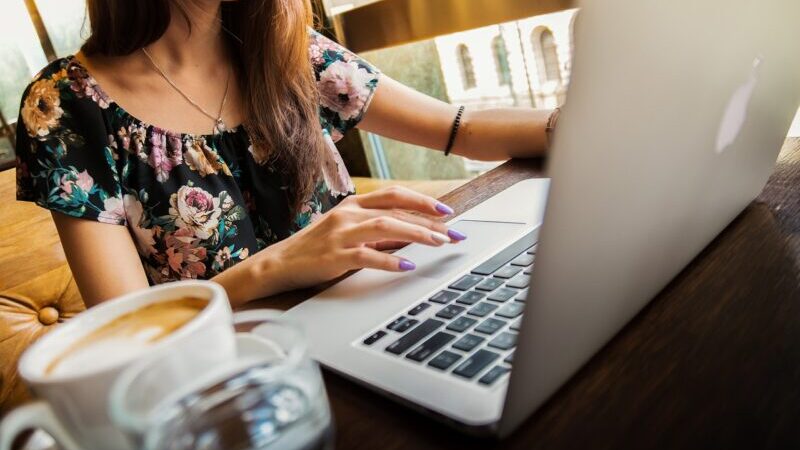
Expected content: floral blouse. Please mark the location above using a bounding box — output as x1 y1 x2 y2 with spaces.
15 31 380 283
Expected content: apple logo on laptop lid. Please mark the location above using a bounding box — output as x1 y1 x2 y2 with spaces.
716 56 762 154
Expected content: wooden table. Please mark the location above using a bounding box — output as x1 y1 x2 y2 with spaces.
249 138 800 449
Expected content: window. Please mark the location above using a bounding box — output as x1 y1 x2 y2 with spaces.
35 0 89 57
456 44 476 90
534 27 562 84
492 35 512 86
0 1 49 121
357 10 578 180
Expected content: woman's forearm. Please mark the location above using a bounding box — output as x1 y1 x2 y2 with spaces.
452 108 552 161
359 77 552 162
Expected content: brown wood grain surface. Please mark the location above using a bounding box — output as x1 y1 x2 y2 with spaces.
248 138 800 449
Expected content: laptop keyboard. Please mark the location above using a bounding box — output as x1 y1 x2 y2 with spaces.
361 230 537 387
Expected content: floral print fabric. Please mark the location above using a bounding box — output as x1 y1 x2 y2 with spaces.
15 31 380 283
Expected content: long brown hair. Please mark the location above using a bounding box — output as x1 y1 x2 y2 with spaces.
82 0 324 215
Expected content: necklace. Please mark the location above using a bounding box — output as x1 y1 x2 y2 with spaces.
141 47 231 135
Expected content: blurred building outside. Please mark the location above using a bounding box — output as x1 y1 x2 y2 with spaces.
350 5 578 179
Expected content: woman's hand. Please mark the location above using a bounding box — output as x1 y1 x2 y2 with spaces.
214 186 467 305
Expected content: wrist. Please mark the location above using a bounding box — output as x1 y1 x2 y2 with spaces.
212 251 285 307
248 249 288 298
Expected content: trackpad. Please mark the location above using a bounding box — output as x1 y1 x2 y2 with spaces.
395 220 526 280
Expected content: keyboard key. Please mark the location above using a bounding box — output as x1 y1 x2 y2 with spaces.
408 303 431 316
386 319 444 355
475 318 507 335
506 274 530 289
456 291 485 305
363 330 387 346
447 316 478 332
428 350 462 370
524 266 533 275
494 266 522 279
436 304 466 320
468 302 498 317
510 253 535 267
453 349 500 379
476 278 504 292
526 244 538 255
387 317 418 333
452 334 485 352
496 302 525 319
406 332 456 362
488 288 517 303
478 365 510 385
510 319 522 331
430 290 460 304
488 332 517 350
471 230 538 276
514 288 529 302
504 351 515 364
449 275 484 291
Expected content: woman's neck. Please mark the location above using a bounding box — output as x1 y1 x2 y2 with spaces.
146 0 228 71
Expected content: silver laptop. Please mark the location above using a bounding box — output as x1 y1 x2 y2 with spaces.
282 0 800 436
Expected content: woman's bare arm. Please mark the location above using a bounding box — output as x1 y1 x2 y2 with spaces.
358 75 552 161
51 212 150 307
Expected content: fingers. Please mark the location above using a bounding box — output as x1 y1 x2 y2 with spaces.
386 209 453 238
343 247 416 272
334 207 466 243
380 209 467 242
353 186 454 217
339 216 452 247
367 240 409 251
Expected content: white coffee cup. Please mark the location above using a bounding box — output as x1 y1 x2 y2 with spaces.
0 280 237 450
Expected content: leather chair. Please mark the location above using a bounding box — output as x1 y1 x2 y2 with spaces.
0 168 85 415
0 166 465 414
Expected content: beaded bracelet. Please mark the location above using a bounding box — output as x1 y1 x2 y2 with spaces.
444 105 465 156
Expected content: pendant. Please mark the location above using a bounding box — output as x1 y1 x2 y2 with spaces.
214 118 227 135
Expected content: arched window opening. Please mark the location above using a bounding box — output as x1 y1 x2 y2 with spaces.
533 28 562 84
492 35 512 86
457 44 477 90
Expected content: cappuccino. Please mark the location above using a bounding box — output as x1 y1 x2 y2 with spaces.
46 297 208 377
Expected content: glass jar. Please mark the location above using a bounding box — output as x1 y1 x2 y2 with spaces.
109 312 333 450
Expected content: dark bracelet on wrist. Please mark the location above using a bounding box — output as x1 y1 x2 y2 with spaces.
444 105 465 156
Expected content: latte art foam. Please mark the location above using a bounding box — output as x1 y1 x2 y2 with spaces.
46 297 208 377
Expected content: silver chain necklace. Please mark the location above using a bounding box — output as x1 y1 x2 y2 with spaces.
141 47 231 135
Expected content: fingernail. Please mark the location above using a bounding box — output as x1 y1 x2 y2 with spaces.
431 231 452 244
435 202 454 215
447 229 467 241
399 259 416 271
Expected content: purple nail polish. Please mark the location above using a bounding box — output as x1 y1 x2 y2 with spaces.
448 229 467 241
399 260 416 271
435 202 454 215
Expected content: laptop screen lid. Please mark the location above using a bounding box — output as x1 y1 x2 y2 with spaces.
500 0 800 436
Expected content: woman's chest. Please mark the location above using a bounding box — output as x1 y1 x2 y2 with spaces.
107 125 344 279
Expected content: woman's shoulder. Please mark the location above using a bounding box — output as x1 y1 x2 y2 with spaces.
19 55 112 140
29 56 72 84
307 29 376 73
307 29 380 135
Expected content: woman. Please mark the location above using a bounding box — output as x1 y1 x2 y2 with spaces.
15 0 554 308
